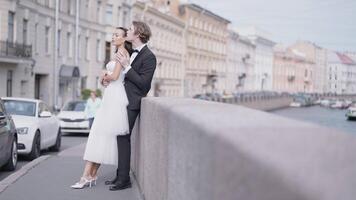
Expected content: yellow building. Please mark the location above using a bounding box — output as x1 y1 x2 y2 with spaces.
132 1 186 97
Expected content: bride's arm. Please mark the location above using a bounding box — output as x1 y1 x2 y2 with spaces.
104 62 122 81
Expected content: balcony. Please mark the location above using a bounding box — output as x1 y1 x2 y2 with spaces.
0 40 32 59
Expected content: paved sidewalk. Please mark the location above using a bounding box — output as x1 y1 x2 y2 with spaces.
0 143 142 200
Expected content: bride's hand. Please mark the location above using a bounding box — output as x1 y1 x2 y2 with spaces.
101 70 108 77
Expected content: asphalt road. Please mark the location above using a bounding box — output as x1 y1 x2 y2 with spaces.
0 133 88 181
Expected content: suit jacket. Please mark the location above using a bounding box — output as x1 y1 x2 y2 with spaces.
124 45 157 110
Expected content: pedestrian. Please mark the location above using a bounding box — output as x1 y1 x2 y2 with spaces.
84 90 101 129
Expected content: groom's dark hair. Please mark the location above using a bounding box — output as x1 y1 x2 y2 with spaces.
132 21 152 44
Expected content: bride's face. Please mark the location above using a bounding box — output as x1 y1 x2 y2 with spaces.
112 29 126 47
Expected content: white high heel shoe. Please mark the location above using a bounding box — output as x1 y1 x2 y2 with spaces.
92 176 98 186
71 177 94 189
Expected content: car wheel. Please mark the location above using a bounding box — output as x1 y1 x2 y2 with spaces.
3 139 18 171
49 128 61 152
28 131 41 160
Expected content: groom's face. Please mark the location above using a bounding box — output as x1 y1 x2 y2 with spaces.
126 24 136 42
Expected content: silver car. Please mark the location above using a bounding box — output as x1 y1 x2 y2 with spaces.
0 98 17 171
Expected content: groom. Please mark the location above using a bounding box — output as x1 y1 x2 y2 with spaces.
102 21 157 190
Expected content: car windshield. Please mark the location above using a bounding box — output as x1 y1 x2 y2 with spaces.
63 101 86 111
3 100 36 117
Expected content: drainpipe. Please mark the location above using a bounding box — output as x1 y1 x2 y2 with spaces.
75 0 80 99
75 0 79 66
53 0 59 109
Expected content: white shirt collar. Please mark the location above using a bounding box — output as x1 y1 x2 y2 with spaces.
134 43 147 52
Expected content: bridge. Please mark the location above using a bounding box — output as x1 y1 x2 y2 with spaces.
1 97 356 200
129 97 356 200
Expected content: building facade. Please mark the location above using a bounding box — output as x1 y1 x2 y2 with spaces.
131 0 185 97
226 29 255 94
290 41 327 93
0 0 108 108
176 3 230 97
327 51 356 94
238 27 275 91
273 45 314 93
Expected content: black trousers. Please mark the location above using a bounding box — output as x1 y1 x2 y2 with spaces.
116 108 140 181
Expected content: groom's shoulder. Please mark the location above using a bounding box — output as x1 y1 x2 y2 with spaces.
145 47 156 59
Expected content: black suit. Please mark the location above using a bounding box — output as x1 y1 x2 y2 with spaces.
116 45 156 182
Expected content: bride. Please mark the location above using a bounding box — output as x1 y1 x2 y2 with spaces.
71 27 132 189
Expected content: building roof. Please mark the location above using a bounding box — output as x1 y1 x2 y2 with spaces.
336 52 355 65
328 51 356 65
181 3 231 24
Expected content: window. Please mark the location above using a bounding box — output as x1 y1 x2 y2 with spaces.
81 77 87 90
85 0 89 18
97 1 102 23
45 0 50 7
45 26 50 54
67 32 73 57
4 100 36 117
67 0 71 14
78 35 81 59
105 4 113 25
0 102 4 116
20 80 28 96
57 29 61 55
117 6 121 26
96 39 101 61
23 19 28 44
122 10 127 27
34 23 38 53
8 12 15 43
7 70 13 97
85 37 90 60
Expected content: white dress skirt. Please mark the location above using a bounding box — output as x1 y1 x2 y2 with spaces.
83 61 129 166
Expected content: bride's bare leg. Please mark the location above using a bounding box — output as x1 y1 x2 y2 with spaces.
82 161 94 178
91 163 101 178
70 161 95 188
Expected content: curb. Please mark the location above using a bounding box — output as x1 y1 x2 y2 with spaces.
0 155 52 193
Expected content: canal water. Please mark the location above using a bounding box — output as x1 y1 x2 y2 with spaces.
271 106 356 135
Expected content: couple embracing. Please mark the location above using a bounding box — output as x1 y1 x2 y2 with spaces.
71 21 156 191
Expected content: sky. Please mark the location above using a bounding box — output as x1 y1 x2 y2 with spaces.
189 0 356 52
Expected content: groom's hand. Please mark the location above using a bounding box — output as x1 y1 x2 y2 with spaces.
116 50 130 69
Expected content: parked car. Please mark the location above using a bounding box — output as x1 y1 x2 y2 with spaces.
2 97 61 160
0 98 17 171
346 103 356 120
57 100 90 134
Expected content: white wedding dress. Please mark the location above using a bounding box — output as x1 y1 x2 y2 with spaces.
83 60 129 166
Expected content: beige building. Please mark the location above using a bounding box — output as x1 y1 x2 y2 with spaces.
273 45 314 93
103 0 131 64
175 3 230 97
226 29 255 94
131 0 185 97
0 0 109 108
290 41 327 93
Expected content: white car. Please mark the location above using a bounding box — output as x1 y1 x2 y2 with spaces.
2 97 61 160
346 104 356 120
57 101 90 134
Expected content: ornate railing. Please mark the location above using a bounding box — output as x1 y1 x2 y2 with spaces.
0 40 32 58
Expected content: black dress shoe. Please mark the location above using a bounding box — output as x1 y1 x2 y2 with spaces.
109 180 132 191
105 177 118 185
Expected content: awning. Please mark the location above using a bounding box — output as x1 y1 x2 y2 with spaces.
59 65 80 78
